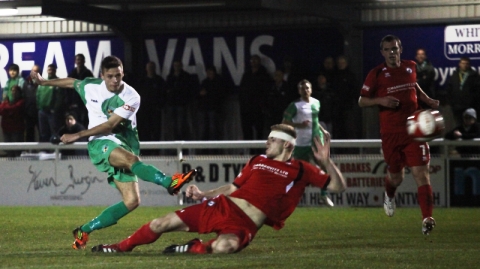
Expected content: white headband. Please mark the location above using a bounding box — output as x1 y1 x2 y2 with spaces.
269 131 296 145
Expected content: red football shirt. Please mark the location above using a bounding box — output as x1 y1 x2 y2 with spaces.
360 60 419 133
230 155 330 230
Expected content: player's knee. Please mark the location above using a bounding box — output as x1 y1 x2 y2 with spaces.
128 154 141 166
123 196 140 210
211 238 239 254
149 213 183 233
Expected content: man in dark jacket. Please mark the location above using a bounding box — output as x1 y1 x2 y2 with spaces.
445 57 480 126
37 64 64 142
415 48 436 109
445 108 480 156
239 54 272 141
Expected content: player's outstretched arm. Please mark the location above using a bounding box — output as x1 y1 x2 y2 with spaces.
30 70 76 88
312 136 346 193
60 113 125 144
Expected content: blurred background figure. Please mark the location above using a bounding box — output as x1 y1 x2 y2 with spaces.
37 64 64 143
320 56 336 86
445 57 480 127
163 60 196 141
332 55 360 152
281 56 303 102
239 54 272 143
2 63 25 103
415 48 436 109
196 65 227 142
264 69 290 135
0 85 25 157
312 73 334 136
23 65 41 143
444 108 480 157
67 53 94 127
136 61 166 147
52 111 88 156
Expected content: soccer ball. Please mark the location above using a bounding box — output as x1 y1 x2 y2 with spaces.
406 109 445 142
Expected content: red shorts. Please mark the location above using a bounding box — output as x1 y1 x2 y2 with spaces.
381 132 430 173
175 195 258 251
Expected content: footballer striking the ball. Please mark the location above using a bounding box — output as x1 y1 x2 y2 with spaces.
406 109 445 142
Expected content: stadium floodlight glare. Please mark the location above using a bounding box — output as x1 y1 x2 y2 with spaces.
0 6 42 16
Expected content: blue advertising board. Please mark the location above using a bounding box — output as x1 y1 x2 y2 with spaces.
0 36 124 88
144 28 344 88
363 24 480 89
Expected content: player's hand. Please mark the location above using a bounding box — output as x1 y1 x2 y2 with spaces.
312 135 330 166
379 96 400 108
60 133 80 144
185 185 205 201
30 70 46 85
426 98 440 109
322 130 331 141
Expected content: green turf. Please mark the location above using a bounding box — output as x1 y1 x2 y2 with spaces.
0 206 478 269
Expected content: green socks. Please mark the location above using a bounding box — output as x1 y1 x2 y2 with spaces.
131 161 172 188
81 201 130 233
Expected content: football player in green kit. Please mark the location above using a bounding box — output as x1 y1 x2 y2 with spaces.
283 79 334 207
31 55 196 250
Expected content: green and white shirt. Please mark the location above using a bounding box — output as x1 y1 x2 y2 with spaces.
283 97 323 147
73 78 140 147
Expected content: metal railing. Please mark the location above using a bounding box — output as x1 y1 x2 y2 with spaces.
0 138 479 161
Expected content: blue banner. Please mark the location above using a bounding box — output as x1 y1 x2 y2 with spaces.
144 28 344 88
0 36 124 88
363 24 480 89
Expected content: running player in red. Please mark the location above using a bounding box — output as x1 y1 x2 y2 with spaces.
358 35 439 235
91 123 346 254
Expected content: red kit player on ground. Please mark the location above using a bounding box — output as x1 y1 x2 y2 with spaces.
91 123 346 254
358 34 439 235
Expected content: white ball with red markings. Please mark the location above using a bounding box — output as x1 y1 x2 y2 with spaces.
406 109 445 142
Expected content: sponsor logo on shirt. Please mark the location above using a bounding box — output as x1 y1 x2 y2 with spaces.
385 73 391 77
102 144 109 153
123 104 136 112
91 99 98 103
252 163 289 177
362 84 370 91
386 82 416 94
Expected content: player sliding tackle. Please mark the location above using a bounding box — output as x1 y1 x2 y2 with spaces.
31 55 196 250
92 124 346 254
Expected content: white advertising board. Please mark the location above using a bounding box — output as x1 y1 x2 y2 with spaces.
178 157 446 208
0 158 180 206
0 156 446 207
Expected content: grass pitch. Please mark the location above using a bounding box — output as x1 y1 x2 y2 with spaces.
0 206 478 269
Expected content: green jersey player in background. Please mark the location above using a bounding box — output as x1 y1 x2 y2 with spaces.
283 79 334 207
31 55 196 250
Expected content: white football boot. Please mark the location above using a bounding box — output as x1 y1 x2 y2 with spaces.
383 191 396 217
422 217 436 235
320 194 334 207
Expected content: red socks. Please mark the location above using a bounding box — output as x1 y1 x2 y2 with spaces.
418 185 433 219
118 222 161 252
385 177 397 198
189 239 214 254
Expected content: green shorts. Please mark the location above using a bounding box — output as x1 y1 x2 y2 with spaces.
88 139 138 187
293 146 314 163
293 134 324 163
